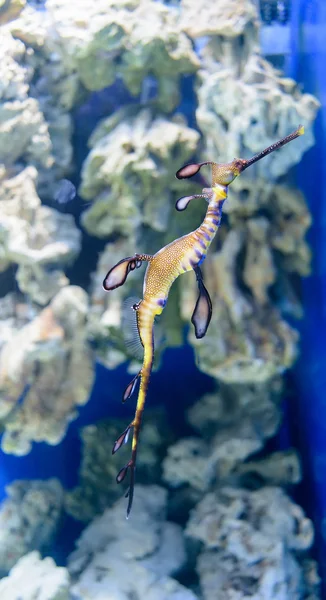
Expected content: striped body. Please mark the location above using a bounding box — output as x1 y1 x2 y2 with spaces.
129 184 227 500
141 183 227 309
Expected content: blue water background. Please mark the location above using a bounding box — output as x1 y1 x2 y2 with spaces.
289 0 326 586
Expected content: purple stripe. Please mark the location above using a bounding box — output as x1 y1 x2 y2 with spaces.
198 237 206 249
211 218 220 226
195 248 202 259
157 298 167 308
208 208 222 217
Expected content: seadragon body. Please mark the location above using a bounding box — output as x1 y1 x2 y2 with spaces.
103 126 304 516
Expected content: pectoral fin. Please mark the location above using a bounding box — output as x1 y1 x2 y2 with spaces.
103 256 142 291
191 267 212 339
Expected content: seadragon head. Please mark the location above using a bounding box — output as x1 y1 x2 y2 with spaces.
175 125 304 210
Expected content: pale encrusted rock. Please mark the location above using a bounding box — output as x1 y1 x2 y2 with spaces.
69 485 168 570
196 54 319 180
0 286 94 455
11 0 198 113
163 437 213 491
72 558 199 600
187 380 282 440
0 293 35 351
191 302 298 383
65 0 198 110
16 264 69 305
0 551 70 600
225 181 312 277
7 204 80 266
0 0 25 25
7 6 77 195
0 479 63 574
163 382 283 491
68 485 197 600
79 107 200 236
0 166 80 302
236 449 302 487
0 32 31 101
186 486 317 600
0 97 51 166
243 217 276 305
180 0 258 39
0 30 52 166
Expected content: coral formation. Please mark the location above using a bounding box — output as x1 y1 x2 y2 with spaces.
0 479 63 575
235 449 302 487
0 0 25 26
0 166 81 304
186 486 318 599
180 0 259 39
196 54 319 180
163 380 283 491
68 485 198 600
0 551 70 600
0 31 52 167
0 286 94 455
79 107 200 236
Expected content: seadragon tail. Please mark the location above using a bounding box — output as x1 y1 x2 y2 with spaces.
112 306 154 517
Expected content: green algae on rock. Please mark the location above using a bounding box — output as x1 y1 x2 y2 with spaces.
79 107 200 236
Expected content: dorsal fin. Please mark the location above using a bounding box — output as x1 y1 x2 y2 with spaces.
121 296 143 361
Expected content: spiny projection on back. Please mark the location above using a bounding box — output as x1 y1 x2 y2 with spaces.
102 125 304 517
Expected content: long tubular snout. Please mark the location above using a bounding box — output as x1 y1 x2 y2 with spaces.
239 125 305 172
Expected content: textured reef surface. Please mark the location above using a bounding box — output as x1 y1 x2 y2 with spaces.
0 0 321 598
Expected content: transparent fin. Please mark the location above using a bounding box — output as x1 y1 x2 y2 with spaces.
122 296 144 361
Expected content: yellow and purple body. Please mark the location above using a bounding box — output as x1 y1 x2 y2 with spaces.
103 125 304 516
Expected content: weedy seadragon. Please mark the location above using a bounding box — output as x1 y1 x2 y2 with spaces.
103 125 304 516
